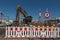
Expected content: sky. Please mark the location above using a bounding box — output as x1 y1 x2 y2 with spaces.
0 0 60 20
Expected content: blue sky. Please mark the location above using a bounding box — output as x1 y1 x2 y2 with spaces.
0 0 60 20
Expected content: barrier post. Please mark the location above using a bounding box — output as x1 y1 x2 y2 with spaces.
10 27 13 37
5 27 8 38
38 28 40 37
12 27 15 37
29 25 33 40
8 27 11 37
58 28 60 37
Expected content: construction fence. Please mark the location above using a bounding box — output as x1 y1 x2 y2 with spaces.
5 26 60 38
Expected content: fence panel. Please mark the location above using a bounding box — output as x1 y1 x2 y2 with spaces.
5 27 60 38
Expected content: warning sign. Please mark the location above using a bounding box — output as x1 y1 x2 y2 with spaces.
44 12 50 18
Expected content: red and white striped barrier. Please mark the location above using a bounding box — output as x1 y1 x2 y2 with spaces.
5 27 60 38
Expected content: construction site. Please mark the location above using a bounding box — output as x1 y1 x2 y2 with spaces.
0 4 60 40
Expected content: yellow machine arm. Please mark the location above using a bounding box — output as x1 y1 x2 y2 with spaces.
14 5 32 26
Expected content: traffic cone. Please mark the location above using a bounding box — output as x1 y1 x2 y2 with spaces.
33 24 35 28
38 24 40 28
42 24 45 28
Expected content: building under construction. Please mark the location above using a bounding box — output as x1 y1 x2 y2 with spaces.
0 5 60 40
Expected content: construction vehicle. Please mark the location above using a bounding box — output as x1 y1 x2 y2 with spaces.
12 5 32 26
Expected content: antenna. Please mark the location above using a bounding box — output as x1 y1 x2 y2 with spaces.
39 8 41 12
38 8 42 17
46 8 48 12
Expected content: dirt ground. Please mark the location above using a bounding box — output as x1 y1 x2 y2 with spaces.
0 38 60 40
